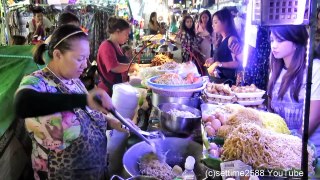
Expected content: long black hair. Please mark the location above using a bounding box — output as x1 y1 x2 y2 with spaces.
213 8 239 46
33 25 88 65
268 25 308 102
149 12 158 25
182 15 196 37
199 10 213 35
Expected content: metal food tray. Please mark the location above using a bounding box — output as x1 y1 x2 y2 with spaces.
147 76 203 90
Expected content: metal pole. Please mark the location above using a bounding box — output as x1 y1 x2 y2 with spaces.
302 0 317 178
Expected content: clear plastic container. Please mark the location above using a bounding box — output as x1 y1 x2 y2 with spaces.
112 83 139 119
181 156 197 180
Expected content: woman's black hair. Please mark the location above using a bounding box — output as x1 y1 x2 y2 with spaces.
213 8 239 45
199 10 213 35
33 24 88 65
58 12 80 27
149 12 157 25
12 35 26 45
268 25 308 102
182 15 196 37
107 16 130 34
32 6 44 14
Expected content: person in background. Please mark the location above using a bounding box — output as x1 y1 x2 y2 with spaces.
315 8 320 48
122 45 133 61
28 7 53 44
45 12 80 44
193 13 199 25
169 14 178 34
159 22 167 35
205 8 242 86
177 15 204 75
11 35 27 45
179 10 188 29
14 25 128 180
233 11 245 41
148 12 160 35
196 10 214 60
97 16 139 96
178 15 199 62
267 25 320 157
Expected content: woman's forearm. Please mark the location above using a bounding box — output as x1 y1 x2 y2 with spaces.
111 63 129 73
15 89 87 118
218 60 241 69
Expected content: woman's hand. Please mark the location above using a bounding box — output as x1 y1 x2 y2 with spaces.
129 63 140 73
207 62 220 76
204 58 214 67
87 88 114 114
104 113 130 133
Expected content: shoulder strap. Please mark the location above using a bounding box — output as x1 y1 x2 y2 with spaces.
107 40 122 56
96 67 114 95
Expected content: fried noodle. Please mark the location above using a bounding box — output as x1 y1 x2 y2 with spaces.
222 123 315 173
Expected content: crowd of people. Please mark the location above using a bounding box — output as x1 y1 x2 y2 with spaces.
11 4 320 180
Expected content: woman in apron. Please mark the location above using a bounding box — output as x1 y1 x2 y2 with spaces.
97 16 139 96
268 25 320 163
14 25 126 180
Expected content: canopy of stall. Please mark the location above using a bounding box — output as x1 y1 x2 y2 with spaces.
0 45 42 136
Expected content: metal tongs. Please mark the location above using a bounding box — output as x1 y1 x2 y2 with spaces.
94 95 165 146
110 109 165 145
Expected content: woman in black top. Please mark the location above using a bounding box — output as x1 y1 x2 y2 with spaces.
204 8 242 85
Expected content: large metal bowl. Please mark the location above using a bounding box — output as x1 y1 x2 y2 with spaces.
122 137 207 179
152 92 201 109
158 103 202 135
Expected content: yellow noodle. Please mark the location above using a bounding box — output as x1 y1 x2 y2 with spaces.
222 123 314 173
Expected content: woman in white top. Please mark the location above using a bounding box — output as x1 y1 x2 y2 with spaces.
268 25 320 156
195 10 214 60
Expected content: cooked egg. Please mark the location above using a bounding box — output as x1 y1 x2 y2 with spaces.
211 118 222 130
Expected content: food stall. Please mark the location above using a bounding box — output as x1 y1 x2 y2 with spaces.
114 0 319 179
0 0 319 179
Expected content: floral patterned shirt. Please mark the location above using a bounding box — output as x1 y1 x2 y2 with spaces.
17 68 101 180
178 30 201 63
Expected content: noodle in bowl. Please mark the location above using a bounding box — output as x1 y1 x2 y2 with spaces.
147 73 203 90
158 103 202 135
122 137 206 179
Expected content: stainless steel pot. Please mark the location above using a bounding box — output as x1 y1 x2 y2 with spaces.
122 137 207 179
152 92 201 109
158 103 202 135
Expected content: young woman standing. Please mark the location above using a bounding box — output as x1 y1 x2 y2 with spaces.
205 8 242 85
268 25 320 156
